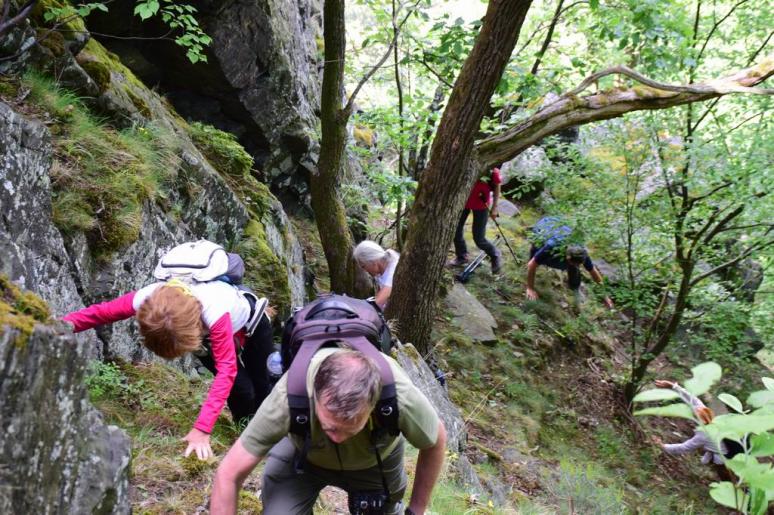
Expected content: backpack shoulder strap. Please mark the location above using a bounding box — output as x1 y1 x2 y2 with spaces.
286 336 399 438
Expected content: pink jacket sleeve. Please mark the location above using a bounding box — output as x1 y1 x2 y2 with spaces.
62 292 137 332
193 313 238 433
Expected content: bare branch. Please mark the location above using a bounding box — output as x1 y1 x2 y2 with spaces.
690 237 774 287
687 203 743 258
476 57 774 169
0 0 37 39
417 57 453 88
695 0 751 67
687 181 732 207
717 222 774 233
563 64 774 98
691 97 720 132
344 0 420 115
748 31 773 66
530 0 565 76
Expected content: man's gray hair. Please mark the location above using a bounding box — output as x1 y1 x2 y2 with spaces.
353 240 397 267
313 349 382 421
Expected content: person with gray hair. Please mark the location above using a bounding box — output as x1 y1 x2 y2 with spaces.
210 347 446 515
353 240 400 308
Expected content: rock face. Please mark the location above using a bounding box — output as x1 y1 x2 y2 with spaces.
1 32 306 361
84 0 323 202
0 323 131 514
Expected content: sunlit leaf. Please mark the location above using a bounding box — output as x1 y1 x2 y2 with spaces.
712 414 774 439
634 403 694 419
632 388 679 403
748 390 774 409
718 393 745 413
725 455 774 490
709 481 745 510
684 362 722 396
750 433 774 458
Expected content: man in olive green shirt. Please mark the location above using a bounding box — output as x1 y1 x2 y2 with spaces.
211 348 447 515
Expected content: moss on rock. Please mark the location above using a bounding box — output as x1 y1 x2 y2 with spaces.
238 219 292 311
31 0 88 37
187 122 254 179
35 28 67 57
0 275 51 348
124 86 152 118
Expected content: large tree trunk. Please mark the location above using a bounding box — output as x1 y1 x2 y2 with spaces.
309 0 360 294
387 0 534 353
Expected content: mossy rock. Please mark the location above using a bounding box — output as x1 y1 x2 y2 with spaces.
75 38 149 94
0 77 20 98
31 0 88 36
124 86 152 118
238 219 292 311
188 122 254 179
35 28 67 57
0 275 51 348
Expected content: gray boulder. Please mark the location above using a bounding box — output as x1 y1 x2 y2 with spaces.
0 323 131 514
444 283 498 344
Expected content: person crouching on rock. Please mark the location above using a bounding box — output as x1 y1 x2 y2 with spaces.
353 240 399 309
62 246 274 461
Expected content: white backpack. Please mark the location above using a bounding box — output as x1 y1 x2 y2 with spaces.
154 240 267 337
153 240 242 283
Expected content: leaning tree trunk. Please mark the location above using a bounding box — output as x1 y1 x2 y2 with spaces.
309 0 360 294
387 0 534 353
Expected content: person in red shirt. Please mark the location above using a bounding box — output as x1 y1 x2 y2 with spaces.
450 167 503 273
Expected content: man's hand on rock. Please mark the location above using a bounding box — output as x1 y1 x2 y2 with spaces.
526 288 539 301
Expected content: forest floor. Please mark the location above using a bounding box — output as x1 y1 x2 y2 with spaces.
86 206 760 514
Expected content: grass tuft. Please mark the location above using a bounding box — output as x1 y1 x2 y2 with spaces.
23 71 181 260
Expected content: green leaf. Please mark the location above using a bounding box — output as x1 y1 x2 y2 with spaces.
749 487 768 515
589 0 599 8
725 455 774 490
709 481 745 510
712 414 774 439
750 433 774 457
762 377 774 391
718 393 745 413
134 3 154 20
632 388 679 403
748 390 774 409
634 403 694 419
684 362 722 396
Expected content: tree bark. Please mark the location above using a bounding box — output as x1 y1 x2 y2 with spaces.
387 0 534 353
309 0 359 294
476 59 774 169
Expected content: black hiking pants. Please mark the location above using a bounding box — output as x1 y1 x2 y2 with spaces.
454 208 499 260
529 246 581 290
198 314 274 426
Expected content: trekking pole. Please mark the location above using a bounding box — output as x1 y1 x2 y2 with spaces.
456 235 502 283
490 215 519 262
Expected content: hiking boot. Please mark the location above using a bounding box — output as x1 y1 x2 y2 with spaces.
491 253 503 274
447 255 469 267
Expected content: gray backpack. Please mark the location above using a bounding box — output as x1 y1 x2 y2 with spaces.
280 295 400 446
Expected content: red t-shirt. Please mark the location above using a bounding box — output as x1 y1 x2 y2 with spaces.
465 168 502 210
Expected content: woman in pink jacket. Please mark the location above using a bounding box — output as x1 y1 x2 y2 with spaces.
63 277 273 461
